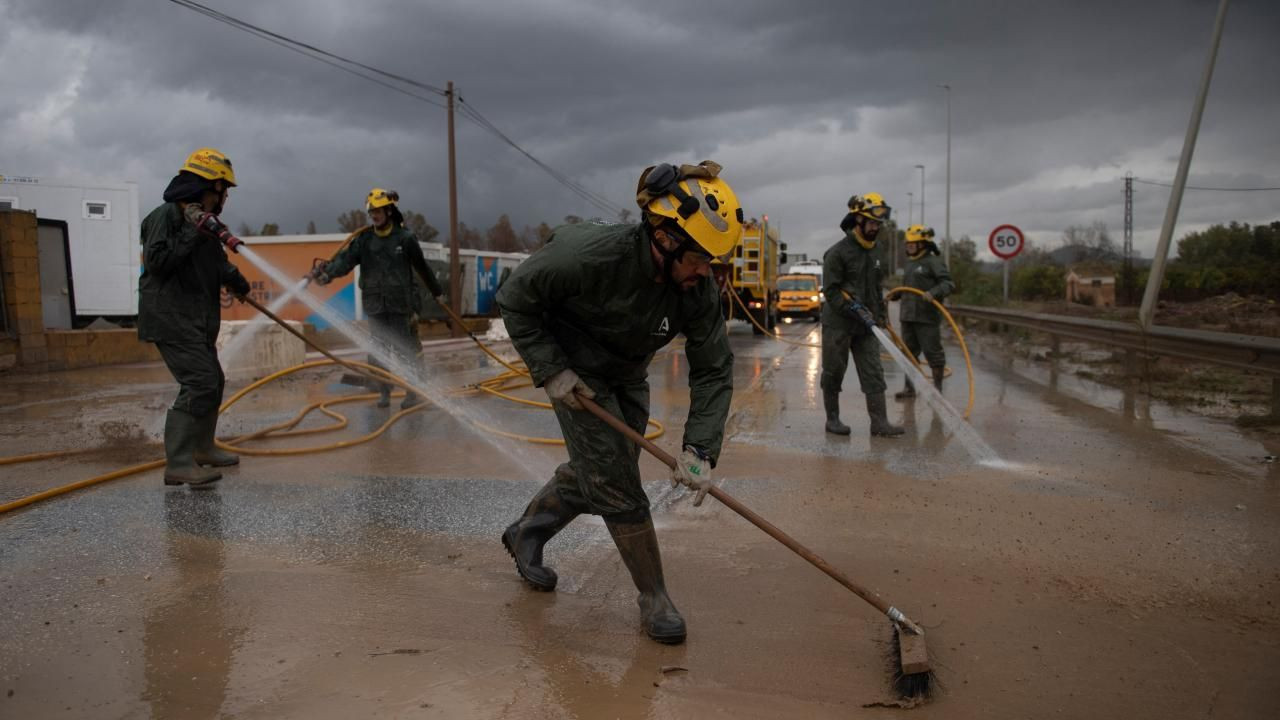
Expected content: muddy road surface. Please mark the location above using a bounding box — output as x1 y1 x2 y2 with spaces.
2 323 1277 718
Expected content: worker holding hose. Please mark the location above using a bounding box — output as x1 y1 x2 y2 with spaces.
496 161 740 645
820 193 904 437
888 225 954 398
308 189 444 409
138 147 251 487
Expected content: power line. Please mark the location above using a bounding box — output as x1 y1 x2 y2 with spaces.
166 0 624 214
1133 177 1280 192
167 0 447 97
457 97 625 217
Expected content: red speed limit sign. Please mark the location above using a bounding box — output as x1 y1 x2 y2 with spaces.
988 224 1025 260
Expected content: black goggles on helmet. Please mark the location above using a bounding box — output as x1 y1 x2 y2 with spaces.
862 204 891 221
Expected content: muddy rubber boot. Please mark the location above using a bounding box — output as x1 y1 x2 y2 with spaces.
502 481 580 591
893 379 916 401
823 389 851 435
194 411 238 467
163 409 222 486
866 392 905 437
400 391 424 410
376 383 392 408
931 365 945 392
605 512 687 644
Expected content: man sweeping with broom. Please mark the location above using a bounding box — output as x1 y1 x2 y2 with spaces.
495 160 741 644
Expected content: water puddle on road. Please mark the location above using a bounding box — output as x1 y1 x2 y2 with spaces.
871 326 1003 466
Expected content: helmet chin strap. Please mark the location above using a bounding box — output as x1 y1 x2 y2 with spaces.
649 224 694 285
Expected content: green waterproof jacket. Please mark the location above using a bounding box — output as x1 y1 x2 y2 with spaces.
899 252 954 324
820 231 886 331
137 202 248 345
496 222 734 462
322 226 443 315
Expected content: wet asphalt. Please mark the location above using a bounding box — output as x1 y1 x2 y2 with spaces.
2 317 1278 719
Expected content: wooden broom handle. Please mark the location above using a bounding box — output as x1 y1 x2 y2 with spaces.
577 394 894 617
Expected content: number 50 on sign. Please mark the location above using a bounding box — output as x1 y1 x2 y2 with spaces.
988 224 1025 260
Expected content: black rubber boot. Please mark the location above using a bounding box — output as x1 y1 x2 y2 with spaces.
605 511 687 644
376 384 392 408
866 392 905 437
931 365 945 392
193 411 238 467
501 480 580 591
400 391 423 410
893 380 916 401
823 389 851 435
163 409 222 486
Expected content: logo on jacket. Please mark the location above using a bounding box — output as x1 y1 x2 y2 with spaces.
653 317 670 336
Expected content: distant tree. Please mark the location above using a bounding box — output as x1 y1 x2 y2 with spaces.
948 235 1001 305
456 221 485 250
337 209 368 233
236 222 253 236
563 214 583 225
1012 264 1065 301
402 210 439 242
1009 237 1056 269
517 225 538 250
258 223 280 236
1059 221 1115 262
1167 220 1280 298
617 208 634 224
536 222 554 244
485 214 521 253
306 220 317 234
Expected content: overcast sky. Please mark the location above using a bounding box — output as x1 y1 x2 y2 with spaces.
2 0 1277 262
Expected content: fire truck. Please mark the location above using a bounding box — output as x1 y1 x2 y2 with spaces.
715 216 787 335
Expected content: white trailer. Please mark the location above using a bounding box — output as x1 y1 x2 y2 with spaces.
0 174 141 321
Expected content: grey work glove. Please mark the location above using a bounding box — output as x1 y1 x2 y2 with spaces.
544 368 595 410
308 267 332 286
670 445 712 506
920 289 935 303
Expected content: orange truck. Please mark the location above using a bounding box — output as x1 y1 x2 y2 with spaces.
776 273 822 322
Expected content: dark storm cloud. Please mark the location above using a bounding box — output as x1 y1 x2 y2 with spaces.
2 0 1277 259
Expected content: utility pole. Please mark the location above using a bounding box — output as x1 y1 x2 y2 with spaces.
1138 0 1230 331
446 81 462 337
907 191 914 227
1123 173 1134 305
915 165 925 226
940 83 952 267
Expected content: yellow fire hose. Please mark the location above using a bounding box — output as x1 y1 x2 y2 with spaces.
886 286 976 419
0 294 664 514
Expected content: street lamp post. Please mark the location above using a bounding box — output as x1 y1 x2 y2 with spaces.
907 191 914 228
914 164 925 227
939 83 952 267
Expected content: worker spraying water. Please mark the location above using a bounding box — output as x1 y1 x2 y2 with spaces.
820 193 904 437
137 147 251 487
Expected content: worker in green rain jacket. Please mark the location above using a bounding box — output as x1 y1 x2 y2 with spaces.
496 161 740 645
311 189 444 409
138 147 251 487
820 193 904 437
888 225 955 398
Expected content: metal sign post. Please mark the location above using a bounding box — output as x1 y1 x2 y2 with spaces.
989 224 1025 304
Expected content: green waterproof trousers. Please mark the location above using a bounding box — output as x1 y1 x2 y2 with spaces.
548 376 652 516
819 325 887 395
900 320 946 370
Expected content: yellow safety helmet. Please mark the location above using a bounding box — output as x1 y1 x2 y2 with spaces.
905 225 935 243
637 161 743 260
182 147 236 186
366 188 400 211
848 193 891 222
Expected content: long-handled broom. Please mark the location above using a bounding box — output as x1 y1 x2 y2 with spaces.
577 395 934 699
